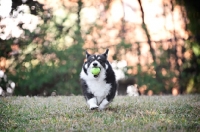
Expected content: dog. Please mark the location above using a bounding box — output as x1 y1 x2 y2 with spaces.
80 49 117 110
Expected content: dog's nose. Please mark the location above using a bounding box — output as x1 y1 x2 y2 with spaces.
93 63 98 67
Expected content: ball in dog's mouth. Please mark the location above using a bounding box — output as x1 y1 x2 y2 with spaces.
91 67 101 78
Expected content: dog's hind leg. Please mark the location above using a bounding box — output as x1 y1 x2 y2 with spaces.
87 97 98 110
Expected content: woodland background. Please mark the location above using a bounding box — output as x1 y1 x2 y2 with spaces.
0 0 199 96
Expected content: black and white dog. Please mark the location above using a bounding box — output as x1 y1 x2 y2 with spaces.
80 49 117 110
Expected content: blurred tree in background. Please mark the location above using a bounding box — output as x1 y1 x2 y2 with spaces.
0 0 84 95
0 0 199 96
175 0 200 93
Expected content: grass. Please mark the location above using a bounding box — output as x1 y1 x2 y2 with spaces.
0 95 200 132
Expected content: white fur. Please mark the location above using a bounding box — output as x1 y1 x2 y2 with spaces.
105 64 108 69
89 60 100 68
80 63 112 109
84 63 88 69
99 99 109 110
87 97 98 109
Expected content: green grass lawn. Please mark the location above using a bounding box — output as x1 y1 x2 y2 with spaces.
0 95 200 132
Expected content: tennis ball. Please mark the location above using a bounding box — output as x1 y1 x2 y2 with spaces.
91 67 100 75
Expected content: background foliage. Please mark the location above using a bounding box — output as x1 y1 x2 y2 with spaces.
0 0 199 96
175 0 200 93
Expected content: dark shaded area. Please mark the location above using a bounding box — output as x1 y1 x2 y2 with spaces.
11 0 44 15
117 77 136 95
176 0 200 93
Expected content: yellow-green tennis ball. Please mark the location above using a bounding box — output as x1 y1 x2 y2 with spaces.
91 67 100 75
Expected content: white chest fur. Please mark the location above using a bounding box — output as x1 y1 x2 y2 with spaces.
80 67 111 103
86 79 111 97
86 79 111 105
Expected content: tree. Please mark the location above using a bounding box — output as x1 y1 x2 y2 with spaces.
1 0 84 95
175 0 200 93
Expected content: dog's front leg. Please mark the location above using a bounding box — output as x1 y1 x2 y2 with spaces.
98 99 109 110
87 97 98 110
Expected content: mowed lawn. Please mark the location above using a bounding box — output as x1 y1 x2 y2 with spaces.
0 95 200 132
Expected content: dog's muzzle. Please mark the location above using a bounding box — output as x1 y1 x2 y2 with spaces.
93 67 101 78
94 75 98 78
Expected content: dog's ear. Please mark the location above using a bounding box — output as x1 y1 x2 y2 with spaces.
103 49 109 58
85 51 90 59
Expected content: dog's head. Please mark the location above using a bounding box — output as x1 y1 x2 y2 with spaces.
83 49 109 78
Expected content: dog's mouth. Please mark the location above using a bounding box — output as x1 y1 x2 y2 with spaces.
93 67 101 78
94 75 98 78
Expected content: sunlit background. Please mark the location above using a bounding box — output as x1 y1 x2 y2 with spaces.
0 0 200 96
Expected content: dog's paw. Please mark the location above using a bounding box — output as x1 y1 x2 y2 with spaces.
98 99 109 110
90 104 99 110
98 106 106 111
90 106 99 110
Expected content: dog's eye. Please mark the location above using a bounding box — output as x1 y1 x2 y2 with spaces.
98 59 103 63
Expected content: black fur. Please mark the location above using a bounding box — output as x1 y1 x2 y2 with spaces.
104 64 117 101
80 78 94 100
